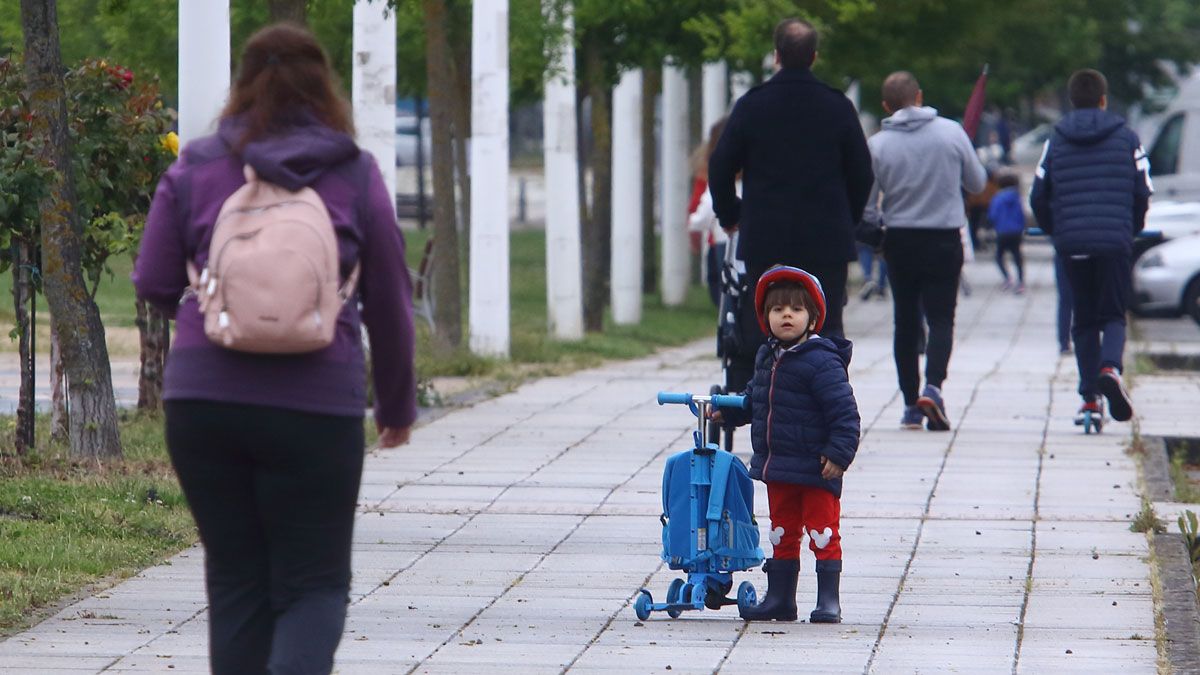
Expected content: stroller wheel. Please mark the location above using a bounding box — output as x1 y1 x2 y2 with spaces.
634 589 653 621
737 581 757 614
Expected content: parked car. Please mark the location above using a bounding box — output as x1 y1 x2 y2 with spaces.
1144 73 1200 203
396 114 432 167
1010 123 1054 167
1133 232 1200 324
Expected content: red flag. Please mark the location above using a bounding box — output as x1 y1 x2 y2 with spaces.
962 64 989 141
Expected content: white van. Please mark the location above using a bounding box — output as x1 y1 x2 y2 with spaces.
1146 73 1200 202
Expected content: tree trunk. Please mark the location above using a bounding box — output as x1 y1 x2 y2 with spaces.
49 324 67 441
135 298 167 411
10 243 34 455
641 65 660 294
423 0 463 348
21 0 122 460
450 23 472 259
267 0 307 24
581 38 612 332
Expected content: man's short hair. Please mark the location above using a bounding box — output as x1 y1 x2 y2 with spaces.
882 71 921 112
1068 69 1107 109
774 18 818 69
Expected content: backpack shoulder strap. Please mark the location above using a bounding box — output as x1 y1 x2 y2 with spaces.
706 450 735 522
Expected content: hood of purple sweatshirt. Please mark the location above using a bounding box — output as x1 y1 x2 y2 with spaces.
133 115 417 428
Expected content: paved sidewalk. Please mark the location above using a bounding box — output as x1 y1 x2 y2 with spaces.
0 245 1162 673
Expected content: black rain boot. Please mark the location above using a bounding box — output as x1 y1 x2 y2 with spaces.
739 558 799 621
810 559 842 623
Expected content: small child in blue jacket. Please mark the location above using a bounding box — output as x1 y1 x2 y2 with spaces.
713 265 861 623
988 171 1026 293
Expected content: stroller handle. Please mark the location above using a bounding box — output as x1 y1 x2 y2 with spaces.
657 392 747 409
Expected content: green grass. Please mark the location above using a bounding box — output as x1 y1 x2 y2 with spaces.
0 256 141 331
0 411 194 634
407 228 717 380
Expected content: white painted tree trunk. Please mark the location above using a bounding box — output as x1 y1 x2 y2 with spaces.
468 0 510 357
730 71 755 104
353 0 398 202
701 62 728 135
178 0 230 145
660 64 690 306
541 3 583 340
610 68 643 325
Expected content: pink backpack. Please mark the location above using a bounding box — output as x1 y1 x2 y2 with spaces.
188 165 358 353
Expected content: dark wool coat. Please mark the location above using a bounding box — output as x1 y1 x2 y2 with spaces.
1029 108 1153 257
708 67 874 270
722 336 861 498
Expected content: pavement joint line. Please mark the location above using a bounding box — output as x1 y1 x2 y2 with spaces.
863 277 1032 674
97 602 207 673
1009 359 1060 673
408 374 697 673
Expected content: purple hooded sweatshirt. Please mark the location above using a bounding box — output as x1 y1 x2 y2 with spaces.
133 117 417 429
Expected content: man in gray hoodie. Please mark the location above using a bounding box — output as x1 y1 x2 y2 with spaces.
862 71 987 431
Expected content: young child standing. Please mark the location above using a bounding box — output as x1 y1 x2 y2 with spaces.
989 171 1026 293
713 265 861 623
1030 69 1151 426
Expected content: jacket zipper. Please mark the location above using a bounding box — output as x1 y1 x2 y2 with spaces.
762 353 782 480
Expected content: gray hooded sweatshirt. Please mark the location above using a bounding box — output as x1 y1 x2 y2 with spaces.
862 106 987 230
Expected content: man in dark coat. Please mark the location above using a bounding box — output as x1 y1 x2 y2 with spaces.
708 17 874 395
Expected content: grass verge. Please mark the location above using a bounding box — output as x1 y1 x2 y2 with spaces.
0 411 192 635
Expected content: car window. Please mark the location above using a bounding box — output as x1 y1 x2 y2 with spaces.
1149 113 1185 176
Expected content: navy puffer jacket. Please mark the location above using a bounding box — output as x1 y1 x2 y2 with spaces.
722 336 860 497
1029 108 1152 257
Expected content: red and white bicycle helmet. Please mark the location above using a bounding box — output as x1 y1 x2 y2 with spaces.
754 265 827 336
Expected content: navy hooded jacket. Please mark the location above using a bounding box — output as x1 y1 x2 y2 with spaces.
1028 108 1152 257
722 335 860 498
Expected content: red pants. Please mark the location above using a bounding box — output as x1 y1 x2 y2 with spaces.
766 482 841 560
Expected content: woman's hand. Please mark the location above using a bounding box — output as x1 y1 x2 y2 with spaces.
820 456 844 480
377 425 412 448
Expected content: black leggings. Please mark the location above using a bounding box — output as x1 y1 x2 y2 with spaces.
995 232 1024 283
165 400 364 675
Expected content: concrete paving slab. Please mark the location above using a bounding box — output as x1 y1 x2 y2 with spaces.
0 250 1174 673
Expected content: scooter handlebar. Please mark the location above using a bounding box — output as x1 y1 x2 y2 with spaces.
656 392 747 409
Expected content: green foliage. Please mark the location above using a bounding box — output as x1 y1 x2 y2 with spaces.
1178 509 1200 586
0 58 49 267
62 58 174 295
1131 498 1166 534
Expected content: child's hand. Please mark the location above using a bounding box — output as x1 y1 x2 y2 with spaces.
708 409 724 423
820 456 844 480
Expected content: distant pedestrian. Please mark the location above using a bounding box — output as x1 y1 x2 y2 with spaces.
1030 68 1151 426
688 117 733 307
708 17 874 396
712 266 860 624
862 71 987 431
133 24 416 674
989 171 1026 293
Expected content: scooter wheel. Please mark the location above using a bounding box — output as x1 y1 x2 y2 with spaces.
666 579 685 618
634 590 652 621
737 581 757 614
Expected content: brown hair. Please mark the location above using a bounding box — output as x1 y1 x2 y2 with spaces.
763 281 820 334
692 116 729 180
1068 69 1107 109
221 23 354 149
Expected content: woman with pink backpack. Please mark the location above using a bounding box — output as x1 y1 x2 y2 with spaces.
133 23 415 674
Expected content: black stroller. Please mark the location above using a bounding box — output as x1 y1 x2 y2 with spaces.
708 232 750 451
